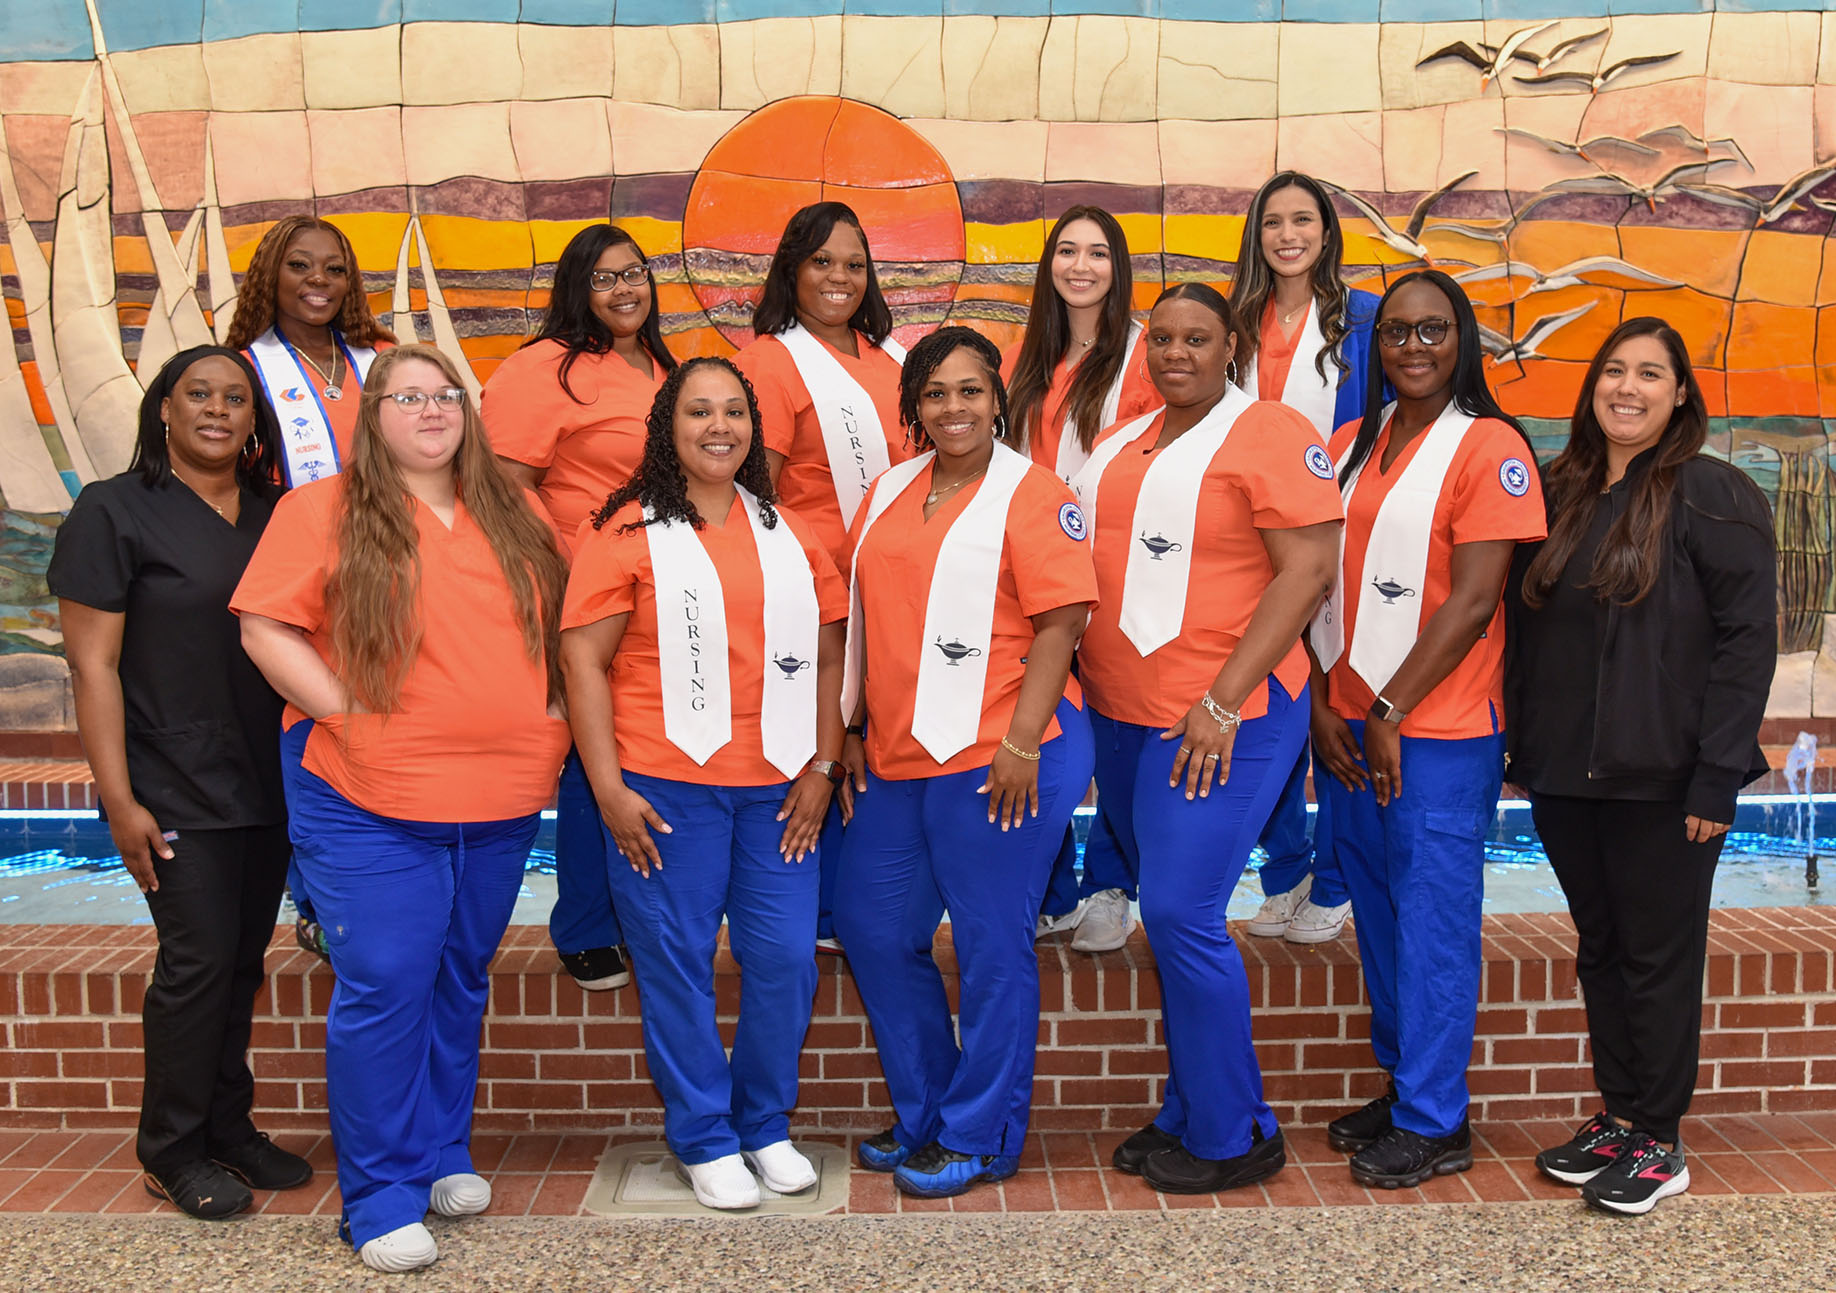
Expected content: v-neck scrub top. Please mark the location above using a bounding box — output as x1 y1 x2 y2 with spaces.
48 473 287 829
482 340 663 558
562 496 849 786
230 477 571 823
999 335 1158 479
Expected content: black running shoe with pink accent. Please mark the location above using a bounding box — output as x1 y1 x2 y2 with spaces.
1535 1112 1634 1186
1581 1133 1690 1215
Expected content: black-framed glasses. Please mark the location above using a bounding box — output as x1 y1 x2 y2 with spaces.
1377 318 1453 348
386 388 467 411
589 265 651 291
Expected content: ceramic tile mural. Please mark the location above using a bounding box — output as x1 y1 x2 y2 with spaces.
2 1 1834 727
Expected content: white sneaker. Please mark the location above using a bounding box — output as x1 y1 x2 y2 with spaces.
428 1171 491 1216
1246 875 1313 938
1070 889 1134 953
814 936 844 955
359 1222 438 1273
1284 898 1352 944
676 1153 761 1210
1035 899 1087 940
742 1140 818 1194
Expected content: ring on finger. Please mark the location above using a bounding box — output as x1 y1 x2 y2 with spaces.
1204 753 1219 762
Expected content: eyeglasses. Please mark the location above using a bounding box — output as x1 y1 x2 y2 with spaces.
1377 318 1453 348
589 265 651 291
385 388 467 411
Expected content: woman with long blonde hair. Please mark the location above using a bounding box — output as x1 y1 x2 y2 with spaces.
234 343 570 1274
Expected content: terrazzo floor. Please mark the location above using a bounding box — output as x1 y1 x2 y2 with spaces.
0 1117 1832 1289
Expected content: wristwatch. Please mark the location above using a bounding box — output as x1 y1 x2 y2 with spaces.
810 760 846 785
1369 695 1409 724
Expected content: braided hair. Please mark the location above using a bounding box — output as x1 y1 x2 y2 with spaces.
592 357 779 533
897 326 1012 451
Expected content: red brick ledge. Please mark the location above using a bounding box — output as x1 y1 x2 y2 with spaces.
2 909 1834 1134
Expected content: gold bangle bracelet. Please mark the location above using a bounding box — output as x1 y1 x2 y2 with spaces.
1000 736 1042 762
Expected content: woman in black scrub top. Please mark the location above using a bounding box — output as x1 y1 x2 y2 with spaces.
50 346 313 1220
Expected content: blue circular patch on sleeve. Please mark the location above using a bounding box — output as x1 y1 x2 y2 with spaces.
1305 444 1335 479
1058 501 1087 541
1499 457 1530 497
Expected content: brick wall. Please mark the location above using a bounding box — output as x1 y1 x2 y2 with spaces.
2 909 1834 1133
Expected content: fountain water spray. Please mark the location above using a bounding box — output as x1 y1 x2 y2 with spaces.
1783 731 1819 889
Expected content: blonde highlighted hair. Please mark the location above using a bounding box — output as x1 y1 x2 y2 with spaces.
328 344 567 713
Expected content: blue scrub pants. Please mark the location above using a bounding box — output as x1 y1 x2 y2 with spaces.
609 773 818 1164
549 749 623 955
1255 747 1349 906
1323 722 1505 1139
815 800 845 941
835 698 1094 1157
280 722 537 1250
1088 679 1308 1160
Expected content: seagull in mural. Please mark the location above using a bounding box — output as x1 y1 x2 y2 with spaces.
1635 124 1753 172
1477 301 1597 365
1520 256 1685 295
1675 161 1836 225
1538 158 1740 212
1517 26 1609 72
1319 171 1479 264
1496 126 1660 165
1514 51 1682 94
1417 20 1558 88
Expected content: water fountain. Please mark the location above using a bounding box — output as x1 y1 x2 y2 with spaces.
1783 731 1819 890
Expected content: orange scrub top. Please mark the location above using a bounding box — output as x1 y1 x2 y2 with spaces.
1255 301 1306 399
482 339 663 559
734 331 910 572
1000 332 1157 479
849 461 1098 780
1077 402 1345 728
563 496 849 786
230 477 571 822
1324 414 1548 740
245 338 393 475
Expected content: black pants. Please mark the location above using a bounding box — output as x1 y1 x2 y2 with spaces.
138 825 291 1175
1528 795 1723 1145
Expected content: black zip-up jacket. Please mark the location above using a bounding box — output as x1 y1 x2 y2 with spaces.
1505 450 1776 823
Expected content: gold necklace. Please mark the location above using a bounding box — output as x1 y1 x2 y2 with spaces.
296 344 344 401
170 467 234 518
1281 300 1307 326
926 465 988 506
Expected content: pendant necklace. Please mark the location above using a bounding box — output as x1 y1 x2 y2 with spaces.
927 465 988 507
298 345 343 402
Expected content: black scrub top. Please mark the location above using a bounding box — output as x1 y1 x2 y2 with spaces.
48 472 286 830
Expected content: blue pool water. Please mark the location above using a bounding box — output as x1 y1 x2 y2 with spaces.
1 798 1828 925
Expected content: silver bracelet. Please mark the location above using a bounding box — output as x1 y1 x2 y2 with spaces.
1200 694 1242 735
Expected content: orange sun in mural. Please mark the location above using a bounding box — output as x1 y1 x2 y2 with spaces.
681 97 965 350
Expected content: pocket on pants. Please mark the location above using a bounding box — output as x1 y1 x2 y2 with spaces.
1423 807 1488 843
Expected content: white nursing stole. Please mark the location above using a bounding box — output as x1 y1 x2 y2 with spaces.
1308 402 1477 695
246 326 377 487
645 488 821 778
1070 385 1256 657
841 443 1032 764
774 324 908 529
1052 320 1146 486
1243 301 1339 442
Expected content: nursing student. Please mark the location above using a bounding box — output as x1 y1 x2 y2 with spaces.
1073 285 1341 1194
561 357 848 1211
834 327 1096 1200
485 223 677 998
1230 172 1384 948
227 213 395 960
1309 270 1545 1190
1002 205 1157 952
235 344 571 1273
51 347 311 1220
735 200 912 951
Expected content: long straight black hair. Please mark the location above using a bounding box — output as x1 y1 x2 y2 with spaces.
750 202 894 346
131 345 282 497
1339 269 1528 483
527 224 677 402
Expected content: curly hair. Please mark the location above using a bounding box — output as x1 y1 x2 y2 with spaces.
897 326 1012 452
593 357 779 533
131 345 282 498
527 223 677 403
328 344 567 712
749 202 894 346
225 216 395 350
1006 206 1135 456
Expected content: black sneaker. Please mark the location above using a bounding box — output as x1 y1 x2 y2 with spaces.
1580 1133 1690 1215
1348 1123 1473 1189
211 1132 314 1191
1536 1112 1635 1186
1141 1125 1285 1194
559 945 631 991
143 1159 254 1220
1111 1123 1182 1176
856 1128 913 1172
1327 1082 1397 1153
